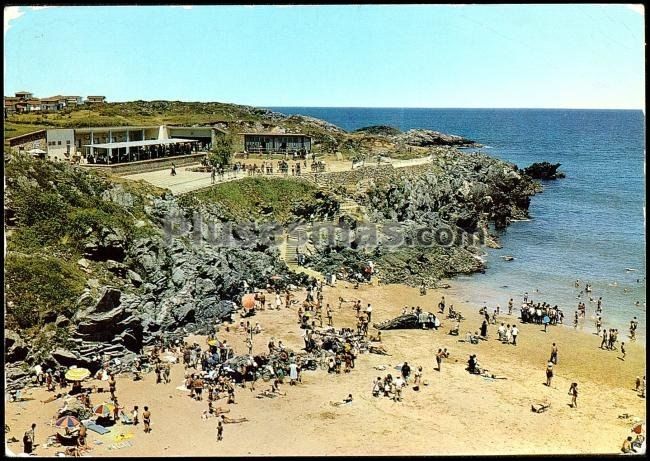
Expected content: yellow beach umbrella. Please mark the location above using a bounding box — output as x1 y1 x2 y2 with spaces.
65 367 90 382
207 339 218 346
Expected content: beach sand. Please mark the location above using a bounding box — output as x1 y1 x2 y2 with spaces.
5 282 646 456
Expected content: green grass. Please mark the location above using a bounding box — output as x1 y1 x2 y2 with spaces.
4 153 161 337
179 177 335 224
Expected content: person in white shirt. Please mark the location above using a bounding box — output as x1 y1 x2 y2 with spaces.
366 304 373 323
393 376 405 401
511 325 519 345
498 323 506 341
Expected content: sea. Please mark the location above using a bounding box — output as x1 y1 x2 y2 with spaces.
269 107 646 339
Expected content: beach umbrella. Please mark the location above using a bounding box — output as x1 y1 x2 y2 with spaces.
28 148 46 155
92 403 115 418
270 275 283 280
65 368 90 382
55 415 81 429
242 293 256 310
207 339 218 346
303 311 314 318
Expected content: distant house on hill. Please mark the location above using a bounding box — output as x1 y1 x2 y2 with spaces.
65 96 84 106
85 95 106 104
41 95 67 112
15 91 34 100
25 99 42 112
242 132 312 154
4 97 20 115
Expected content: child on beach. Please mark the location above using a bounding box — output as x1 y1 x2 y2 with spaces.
143 406 151 433
568 383 578 408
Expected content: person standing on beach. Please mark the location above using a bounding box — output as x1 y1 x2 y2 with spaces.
142 406 151 433
568 383 578 408
545 362 554 387
573 311 579 329
108 373 116 399
600 329 608 349
596 317 602 335
435 349 444 371
620 342 626 360
217 421 223 441
511 325 519 346
23 423 36 454
508 298 513 315
550 343 558 364
630 318 638 340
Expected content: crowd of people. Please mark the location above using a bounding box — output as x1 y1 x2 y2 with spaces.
11 278 645 456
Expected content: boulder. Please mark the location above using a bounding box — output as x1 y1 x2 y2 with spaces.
373 313 423 330
51 348 90 368
127 270 143 286
5 330 29 363
5 366 30 391
55 314 71 328
106 260 128 276
523 162 565 180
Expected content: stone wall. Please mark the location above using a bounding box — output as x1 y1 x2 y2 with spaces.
80 152 206 176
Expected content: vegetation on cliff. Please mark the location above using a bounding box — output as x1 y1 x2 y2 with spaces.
177 177 340 224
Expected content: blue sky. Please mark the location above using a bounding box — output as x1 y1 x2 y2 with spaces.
3 4 645 109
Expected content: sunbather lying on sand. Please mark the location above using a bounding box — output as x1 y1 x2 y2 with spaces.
330 394 353 406
369 345 391 355
220 415 249 424
41 393 63 404
531 402 551 413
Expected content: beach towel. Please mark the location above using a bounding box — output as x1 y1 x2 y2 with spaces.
107 440 133 450
85 423 110 435
113 433 134 442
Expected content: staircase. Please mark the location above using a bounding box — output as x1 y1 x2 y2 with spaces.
279 227 324 280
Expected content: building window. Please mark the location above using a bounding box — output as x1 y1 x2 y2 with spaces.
66 140 71 145
58 141 62 145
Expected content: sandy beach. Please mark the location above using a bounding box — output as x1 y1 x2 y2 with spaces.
5 281 646 456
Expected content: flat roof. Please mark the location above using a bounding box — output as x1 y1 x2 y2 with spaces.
74 126 159 133
241 132 310 137
83 138 197 149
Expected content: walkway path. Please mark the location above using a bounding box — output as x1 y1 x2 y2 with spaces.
122 155 432 195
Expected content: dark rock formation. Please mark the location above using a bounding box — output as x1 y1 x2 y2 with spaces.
5 330 29 363
373 313 432 330
392 129 480 147
354 125 402 136
523 162 566 180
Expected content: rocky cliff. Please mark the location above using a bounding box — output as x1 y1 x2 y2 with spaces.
301 149 541 286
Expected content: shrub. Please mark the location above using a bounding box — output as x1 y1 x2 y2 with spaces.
5 254 85 329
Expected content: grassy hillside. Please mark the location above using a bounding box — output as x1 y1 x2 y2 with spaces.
4 100 435 159
4 153 165 339
177 177 339 224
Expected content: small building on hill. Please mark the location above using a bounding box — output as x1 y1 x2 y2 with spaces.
85 95 106 104
242 132 311 154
